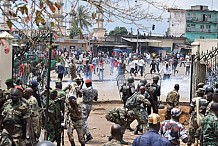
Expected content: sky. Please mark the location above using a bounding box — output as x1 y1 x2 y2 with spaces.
92 0 218 35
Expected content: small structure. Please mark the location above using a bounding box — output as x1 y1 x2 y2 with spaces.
0 31 14 89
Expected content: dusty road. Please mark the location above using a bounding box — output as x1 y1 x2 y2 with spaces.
49 62 192 145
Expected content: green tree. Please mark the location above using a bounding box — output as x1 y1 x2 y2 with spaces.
109 27 128 35
70 5 92 39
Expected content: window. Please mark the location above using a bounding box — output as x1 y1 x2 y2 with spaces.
191 24 195 28
200 36 205 39
206 25 211 29
187 24 190 27
200 25 204 29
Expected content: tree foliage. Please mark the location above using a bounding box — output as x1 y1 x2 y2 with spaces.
109 27 128 35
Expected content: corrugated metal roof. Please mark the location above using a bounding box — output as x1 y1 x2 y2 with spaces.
121 37 162 43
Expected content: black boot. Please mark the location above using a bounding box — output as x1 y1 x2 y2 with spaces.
85 134 93 143
108 135 112 141
70 141 76 146
120 139 128 145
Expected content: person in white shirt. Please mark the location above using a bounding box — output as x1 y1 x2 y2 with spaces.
159 62 172 80
129 58 138 76
138 57 145 76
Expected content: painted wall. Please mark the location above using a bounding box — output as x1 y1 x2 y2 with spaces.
192 39 218 54
0 38 13 89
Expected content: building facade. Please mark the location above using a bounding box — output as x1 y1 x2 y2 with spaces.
168 5 218 44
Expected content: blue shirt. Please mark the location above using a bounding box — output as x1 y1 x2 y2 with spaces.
132 130 170 146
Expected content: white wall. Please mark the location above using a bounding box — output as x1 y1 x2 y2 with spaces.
192 39 218 54
168 9 186 37
0 39 12 89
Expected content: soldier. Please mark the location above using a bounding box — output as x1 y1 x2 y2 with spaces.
165 84 180 120
132 86 151 134
2 88 32 146
66 96 85 146
80 79 98 143
126 77 135 94
3 79 15 100
119 83 131 107
103 124 123 146
30 80 42 107
203 86 214 99
23 88 41 143
146 75 161 115
206 92 218 115
63 77 83 98
202 102 218 145
105 107 134 144
0 118 16 146
46 90 60 144
187 88 208 146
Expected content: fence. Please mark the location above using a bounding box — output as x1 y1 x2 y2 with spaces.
191 47 218 100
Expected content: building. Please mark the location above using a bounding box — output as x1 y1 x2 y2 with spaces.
168 5 218 44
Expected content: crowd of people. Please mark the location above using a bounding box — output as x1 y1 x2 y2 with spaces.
2 48 218 146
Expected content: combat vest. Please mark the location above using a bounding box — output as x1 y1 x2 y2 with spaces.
166 90 178 105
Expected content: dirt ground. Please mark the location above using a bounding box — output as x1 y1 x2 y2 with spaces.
60 102 191 146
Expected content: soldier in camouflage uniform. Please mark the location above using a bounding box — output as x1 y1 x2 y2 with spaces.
202 102 218 145
81 79 98 143
23 88 41 143
188 88 208 146
66 96 85 146
46 90 61 146
131 86 151 134
105 107 134 144
165 84 180 120
0 118 16 146
2 88 32 146
103 124 123 146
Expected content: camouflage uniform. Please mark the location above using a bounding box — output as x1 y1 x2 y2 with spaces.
2 98 30 146
103 139 122 146
28 96 41 139
165 90 180 120
188 95 207 146
47 98 56 142
132 92 151 133
202 112 218 145
105 107 134 134
81 86 98 137
0 129 14 146
66 100 85 145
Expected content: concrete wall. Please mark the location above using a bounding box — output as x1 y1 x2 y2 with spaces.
0 39 12 89
168 9 186 37
192 39 218 54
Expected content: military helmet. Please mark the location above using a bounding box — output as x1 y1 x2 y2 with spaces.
37 141 55 146
152 75 159 81
197 82 204 89
140 78 147 85
137 82 145 90
171 108 182 117
205 86 214 94
127 77 134 83
196 88 205 95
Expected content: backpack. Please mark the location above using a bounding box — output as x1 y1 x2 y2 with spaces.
125 92 138 109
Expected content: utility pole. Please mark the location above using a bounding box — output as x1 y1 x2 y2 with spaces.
45 32 53 140
136 29 139 54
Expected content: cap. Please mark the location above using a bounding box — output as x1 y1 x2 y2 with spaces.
148 113 160 124
171 107 182 117
5 78 13 84
197 82 204 88
85 79 91 84
31 80 39 87
68 96 76 101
